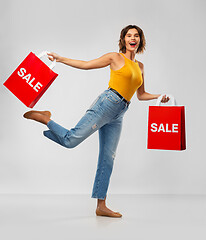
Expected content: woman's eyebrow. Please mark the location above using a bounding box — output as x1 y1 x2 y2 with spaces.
126 33 139 36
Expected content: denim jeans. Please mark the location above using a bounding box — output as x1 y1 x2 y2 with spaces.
43 89 129 200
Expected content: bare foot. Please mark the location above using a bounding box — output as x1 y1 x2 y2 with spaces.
96 205 122 218
23 110 51 125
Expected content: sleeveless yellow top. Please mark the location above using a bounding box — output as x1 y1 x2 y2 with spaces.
108 53 143 101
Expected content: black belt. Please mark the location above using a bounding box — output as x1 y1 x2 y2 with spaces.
108 88 130 105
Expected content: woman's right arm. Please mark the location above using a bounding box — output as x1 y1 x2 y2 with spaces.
47 52 116 70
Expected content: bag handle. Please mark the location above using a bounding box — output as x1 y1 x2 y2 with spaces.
37 51 56 70
156 94 176 106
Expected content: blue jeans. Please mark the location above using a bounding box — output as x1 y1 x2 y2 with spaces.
43 89 129 200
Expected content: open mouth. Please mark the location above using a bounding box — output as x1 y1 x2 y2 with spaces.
129 42 137 47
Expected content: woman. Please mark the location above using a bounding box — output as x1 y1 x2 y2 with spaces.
23 25 169 218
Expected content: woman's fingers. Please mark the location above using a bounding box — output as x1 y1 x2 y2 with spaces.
48 56 54 61
161 95 166 102
161 95 170 103
47 52 54 61
47 52 58 61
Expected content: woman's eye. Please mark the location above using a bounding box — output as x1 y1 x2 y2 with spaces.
127 35 139 37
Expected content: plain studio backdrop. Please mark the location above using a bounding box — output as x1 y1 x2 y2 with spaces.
0 0 205 196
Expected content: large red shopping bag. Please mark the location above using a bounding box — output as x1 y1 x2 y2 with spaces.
3 51 58 108
147 95 186 151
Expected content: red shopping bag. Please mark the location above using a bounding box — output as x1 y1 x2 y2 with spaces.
147 95 186 151
3 51 58 108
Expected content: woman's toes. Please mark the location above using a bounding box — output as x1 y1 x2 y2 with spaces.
114 212 122 217
23 111 33 119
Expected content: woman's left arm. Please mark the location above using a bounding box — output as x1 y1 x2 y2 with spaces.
136 63 169 103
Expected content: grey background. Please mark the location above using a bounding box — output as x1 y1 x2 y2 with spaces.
0 0 205 195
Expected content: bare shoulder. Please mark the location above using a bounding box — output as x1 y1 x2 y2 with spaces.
107 52 122 60
137 60 144 69
108 52 125 70
137 60 144 73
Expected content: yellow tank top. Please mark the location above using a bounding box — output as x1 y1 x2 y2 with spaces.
108 53 143 101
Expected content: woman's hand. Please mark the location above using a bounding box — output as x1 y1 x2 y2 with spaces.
161 94 170 103
47 52 62 62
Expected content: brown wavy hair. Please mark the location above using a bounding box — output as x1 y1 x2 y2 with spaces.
119 25 146 54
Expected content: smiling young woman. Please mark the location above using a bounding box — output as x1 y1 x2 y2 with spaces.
119 25 145 54
23 24 169 218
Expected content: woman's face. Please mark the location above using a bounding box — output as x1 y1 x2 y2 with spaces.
124 28 140 53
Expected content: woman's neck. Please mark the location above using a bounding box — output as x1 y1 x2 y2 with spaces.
123 51 136 62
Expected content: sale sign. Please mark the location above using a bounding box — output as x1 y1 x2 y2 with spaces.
147 104 186 151
3 52 58 108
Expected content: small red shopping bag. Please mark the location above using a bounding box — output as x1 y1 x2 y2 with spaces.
3 51 58 108
147 95 186 151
